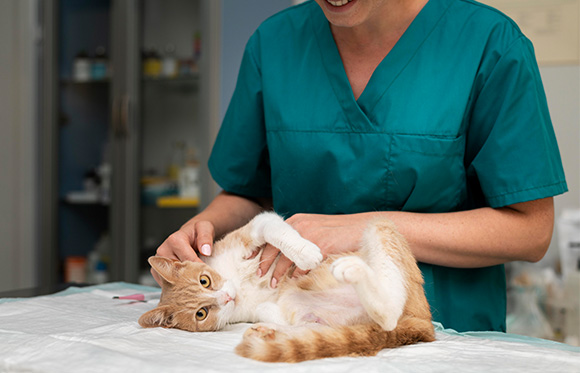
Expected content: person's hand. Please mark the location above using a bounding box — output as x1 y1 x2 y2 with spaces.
152 220 215 285
254 213 369 288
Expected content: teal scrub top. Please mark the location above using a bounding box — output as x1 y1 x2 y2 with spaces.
209 0 567 332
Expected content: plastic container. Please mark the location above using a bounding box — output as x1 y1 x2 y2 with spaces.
564 259 580 346
558 209 580 279
65 256 87 284
91 46 108 80
508 285 554 340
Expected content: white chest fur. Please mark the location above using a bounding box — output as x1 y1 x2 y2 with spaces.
204 247 277 323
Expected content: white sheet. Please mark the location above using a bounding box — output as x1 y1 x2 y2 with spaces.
0 283 578 373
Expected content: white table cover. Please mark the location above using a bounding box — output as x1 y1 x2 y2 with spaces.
0 282 578 373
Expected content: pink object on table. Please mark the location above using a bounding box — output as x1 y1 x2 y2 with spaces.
112 293 146 301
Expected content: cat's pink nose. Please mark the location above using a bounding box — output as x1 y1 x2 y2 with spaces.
220 294 235 305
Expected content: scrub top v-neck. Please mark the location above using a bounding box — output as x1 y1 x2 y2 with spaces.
209 0 567 332
314 0 449 132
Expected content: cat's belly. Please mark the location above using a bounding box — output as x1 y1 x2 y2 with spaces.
278 285 370 326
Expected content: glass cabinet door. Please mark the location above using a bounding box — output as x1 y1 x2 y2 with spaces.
53 0 220 288
56 0 113 287
136 0 210 286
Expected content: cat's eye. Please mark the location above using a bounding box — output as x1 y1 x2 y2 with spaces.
199 275 211 288
196 307 208 321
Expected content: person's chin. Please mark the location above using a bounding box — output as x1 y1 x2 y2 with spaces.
317 0 367 28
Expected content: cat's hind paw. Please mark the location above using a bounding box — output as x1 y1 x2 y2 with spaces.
243 324 278 341
236 324 291 362
330 256 370 284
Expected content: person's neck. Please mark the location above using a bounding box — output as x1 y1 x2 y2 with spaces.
331 0 428 52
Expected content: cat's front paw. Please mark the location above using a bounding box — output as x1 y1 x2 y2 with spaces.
291 241 323 271
330 256 369 284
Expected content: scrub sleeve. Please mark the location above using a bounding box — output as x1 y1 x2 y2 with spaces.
209 0 567 332
209 34 271 199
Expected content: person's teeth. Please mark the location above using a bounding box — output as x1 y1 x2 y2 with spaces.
326 0 352 7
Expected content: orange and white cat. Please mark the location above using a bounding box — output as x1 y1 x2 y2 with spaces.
139 212 434 362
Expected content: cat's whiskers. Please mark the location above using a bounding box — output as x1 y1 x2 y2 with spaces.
215 316 229 330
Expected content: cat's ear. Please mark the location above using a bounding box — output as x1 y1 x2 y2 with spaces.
138 305 174 328
148 256 179 285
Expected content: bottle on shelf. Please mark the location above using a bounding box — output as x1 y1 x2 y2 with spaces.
193 30 202 63
178 147 200 201
167 141 185 183
86 233 111 285
162 44 178 78
73 50 91 82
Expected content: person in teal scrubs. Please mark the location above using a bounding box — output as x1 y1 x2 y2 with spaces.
154 0 567 332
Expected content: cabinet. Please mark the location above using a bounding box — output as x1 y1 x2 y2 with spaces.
44 0 221 290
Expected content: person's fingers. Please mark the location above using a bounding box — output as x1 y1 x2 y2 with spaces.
257 244 280 278
152 224 215 287
194 221 215 257
157 230 202 263
291 267 309 278
270 254 293 288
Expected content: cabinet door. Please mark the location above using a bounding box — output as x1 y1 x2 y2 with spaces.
51 0 221 287
112 0 222 285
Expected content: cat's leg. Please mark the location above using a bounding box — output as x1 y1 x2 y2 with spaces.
236 322 385 362
330 222 410 332
331 255 405 331
249 212 323 271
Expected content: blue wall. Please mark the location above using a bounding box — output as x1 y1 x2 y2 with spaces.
219 0 293 121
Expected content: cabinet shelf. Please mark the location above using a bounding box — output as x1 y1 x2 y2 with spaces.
62 193 109 206
142 74 199 83
60 78 111 85
155 195 200 208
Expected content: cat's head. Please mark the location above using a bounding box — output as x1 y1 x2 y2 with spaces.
138 256 236 332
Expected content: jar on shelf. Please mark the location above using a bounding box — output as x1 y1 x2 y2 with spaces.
143 48 162 78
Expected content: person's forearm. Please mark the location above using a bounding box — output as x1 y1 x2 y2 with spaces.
181 191 269 240
254 198 554 285
383 198 554 268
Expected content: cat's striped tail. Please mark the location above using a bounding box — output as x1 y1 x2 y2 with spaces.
234 317 435 363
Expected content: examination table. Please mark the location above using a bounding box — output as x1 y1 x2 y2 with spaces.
0 282 578 372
